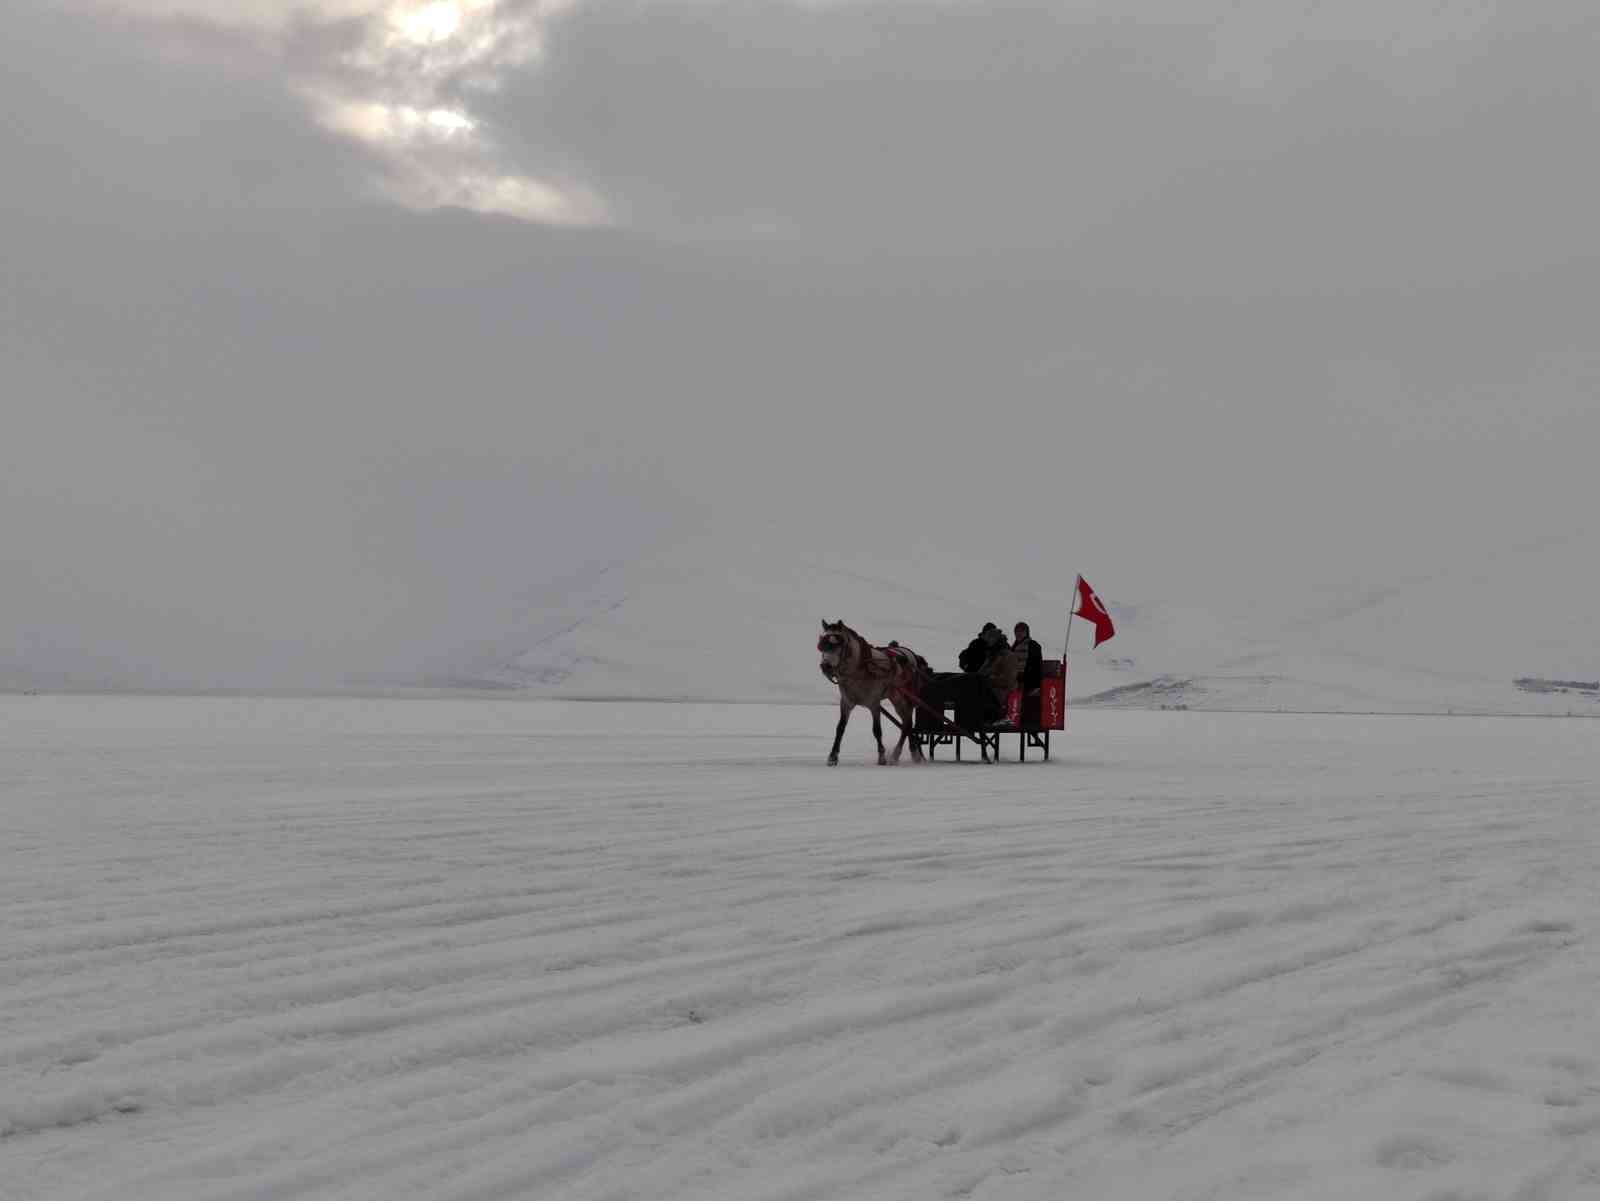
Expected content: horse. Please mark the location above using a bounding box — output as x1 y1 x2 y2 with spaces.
817 620 928 766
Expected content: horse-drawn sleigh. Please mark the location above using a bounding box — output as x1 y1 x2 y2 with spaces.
815 578 1111 766
816 620 1069 765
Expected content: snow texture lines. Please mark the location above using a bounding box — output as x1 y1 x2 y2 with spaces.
3 697 1599 1200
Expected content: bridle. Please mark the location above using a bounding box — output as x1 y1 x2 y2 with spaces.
820 626 898 682
818 627 851 684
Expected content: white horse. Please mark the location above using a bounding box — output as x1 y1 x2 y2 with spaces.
817 620 927 766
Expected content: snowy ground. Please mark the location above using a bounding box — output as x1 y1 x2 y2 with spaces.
5 695 1599 1201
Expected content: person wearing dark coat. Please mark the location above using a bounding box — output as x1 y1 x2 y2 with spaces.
954 623 1003 726
955 624 1012 725
1012 622 1044 692
959 622 1003 674
1011 621 1045 726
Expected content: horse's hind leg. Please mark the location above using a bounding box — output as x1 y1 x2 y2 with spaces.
871 705 888 766
829 699 852 766
896 697 924 763
878 702 907 764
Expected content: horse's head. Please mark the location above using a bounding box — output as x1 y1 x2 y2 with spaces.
818 619 854 680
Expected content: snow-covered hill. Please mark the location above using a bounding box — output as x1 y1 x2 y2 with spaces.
442 523 1600 716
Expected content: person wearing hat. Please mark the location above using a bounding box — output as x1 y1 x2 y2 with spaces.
1011 621 1045 725
952 623 1001 728
959 622 1003 674
983 625 1020 720
1012 622 1043 693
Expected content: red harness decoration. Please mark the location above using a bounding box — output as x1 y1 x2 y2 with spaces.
829 629 920 689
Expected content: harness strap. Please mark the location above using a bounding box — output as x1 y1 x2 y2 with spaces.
855 631 890 678
839 630 915 682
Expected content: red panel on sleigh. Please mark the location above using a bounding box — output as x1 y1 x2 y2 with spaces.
1005 660 1067 731
1039 672 1066 730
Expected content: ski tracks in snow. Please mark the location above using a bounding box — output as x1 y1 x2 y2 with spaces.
3 697 1599 1200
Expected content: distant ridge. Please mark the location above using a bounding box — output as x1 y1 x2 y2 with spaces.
1515 678 1600 696
434 524 1600 716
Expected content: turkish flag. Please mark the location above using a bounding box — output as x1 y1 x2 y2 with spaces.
1074 576 1116 647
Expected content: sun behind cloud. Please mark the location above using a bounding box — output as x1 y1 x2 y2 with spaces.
77 0 600 225
311 0 603 224
391 0 463 45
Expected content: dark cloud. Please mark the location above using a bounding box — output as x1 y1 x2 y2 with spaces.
480 0 1600 287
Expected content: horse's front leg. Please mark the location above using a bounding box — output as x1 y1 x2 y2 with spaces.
829 699 852 766
871 705 888 766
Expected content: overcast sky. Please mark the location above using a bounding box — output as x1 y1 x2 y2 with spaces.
6 0 1598 688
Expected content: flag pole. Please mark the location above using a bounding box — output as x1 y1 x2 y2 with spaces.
1063 574 1079 664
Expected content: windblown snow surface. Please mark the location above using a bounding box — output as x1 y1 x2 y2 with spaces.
5 694 1599 1200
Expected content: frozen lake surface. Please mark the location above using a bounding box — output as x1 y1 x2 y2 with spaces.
4 696 1598 1200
